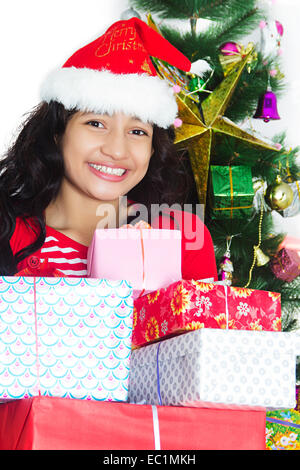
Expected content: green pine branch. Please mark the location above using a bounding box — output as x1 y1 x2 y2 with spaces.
131 0 270 123
209 211 284 268
155 7 263 63
131 0 258 22
282 299 300 327
211 133 300 184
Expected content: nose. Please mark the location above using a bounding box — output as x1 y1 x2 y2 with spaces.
100 128 127 161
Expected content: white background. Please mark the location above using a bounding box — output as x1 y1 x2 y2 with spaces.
0 0 299 234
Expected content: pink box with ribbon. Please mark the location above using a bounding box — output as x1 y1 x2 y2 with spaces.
270 235 300 282
132 280 281 348
0 276 133 402
87 225 182 299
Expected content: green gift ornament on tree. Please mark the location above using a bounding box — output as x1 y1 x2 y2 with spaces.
188 74 205 92
209 166 254 219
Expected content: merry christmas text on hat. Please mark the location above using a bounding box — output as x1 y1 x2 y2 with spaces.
40 18 191 128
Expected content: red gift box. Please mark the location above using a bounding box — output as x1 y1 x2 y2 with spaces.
0 396 266 450
132 280 281 348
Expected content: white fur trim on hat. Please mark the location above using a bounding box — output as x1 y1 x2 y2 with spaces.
40 67 178 128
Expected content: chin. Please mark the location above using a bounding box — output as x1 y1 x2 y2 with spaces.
92 192 124 203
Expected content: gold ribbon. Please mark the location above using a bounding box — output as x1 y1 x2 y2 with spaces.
274 251 286 273
213 205 253 212
138 227 146 298
120 221 151 298
296 181 300 201
212 167 253 217
229 166 233 219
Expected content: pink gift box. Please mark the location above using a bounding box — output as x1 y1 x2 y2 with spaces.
87 228 182 299
270 248 300 282
270 235 300 282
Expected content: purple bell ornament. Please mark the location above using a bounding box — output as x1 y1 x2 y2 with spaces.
253 88 280 123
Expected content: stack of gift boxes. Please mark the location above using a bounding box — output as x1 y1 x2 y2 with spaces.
130 281 293 409
0 224 299 450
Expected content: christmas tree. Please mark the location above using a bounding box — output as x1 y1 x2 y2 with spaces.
127 0 300 339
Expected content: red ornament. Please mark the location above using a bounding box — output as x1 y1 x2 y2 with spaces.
275 20 284 37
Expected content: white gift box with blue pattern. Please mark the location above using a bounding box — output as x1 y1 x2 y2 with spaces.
129 328 297 409
0 276 133 402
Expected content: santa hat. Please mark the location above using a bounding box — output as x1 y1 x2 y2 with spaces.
40 17 191 128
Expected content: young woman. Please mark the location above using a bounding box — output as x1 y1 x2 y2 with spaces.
0 17 217 281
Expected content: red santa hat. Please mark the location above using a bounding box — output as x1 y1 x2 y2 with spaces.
40 17 191 128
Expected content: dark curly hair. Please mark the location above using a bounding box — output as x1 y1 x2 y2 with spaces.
0 101 195 275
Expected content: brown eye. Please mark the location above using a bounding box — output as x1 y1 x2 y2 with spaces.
87 121 104 128
130 129 148 136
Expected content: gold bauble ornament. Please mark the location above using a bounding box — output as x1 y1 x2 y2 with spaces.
265 175 294 210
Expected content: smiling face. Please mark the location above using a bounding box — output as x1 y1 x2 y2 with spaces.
60 111 154 203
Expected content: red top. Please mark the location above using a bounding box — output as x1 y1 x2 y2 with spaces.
10 210 217 281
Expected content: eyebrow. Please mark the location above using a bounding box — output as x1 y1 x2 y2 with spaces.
81 112 153 128
130 116 153 128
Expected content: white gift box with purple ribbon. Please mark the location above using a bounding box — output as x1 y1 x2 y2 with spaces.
128 328 297 410
0 276 133 402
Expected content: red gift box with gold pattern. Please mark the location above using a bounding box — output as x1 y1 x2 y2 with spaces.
132 280 281 348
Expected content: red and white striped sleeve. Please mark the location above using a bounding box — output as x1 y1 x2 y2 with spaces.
39 227 88 277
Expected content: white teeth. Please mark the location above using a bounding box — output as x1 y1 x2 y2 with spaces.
89 163 126 176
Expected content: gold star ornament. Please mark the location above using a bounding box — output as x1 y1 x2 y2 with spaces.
146 14 279 207
174 50 279 206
